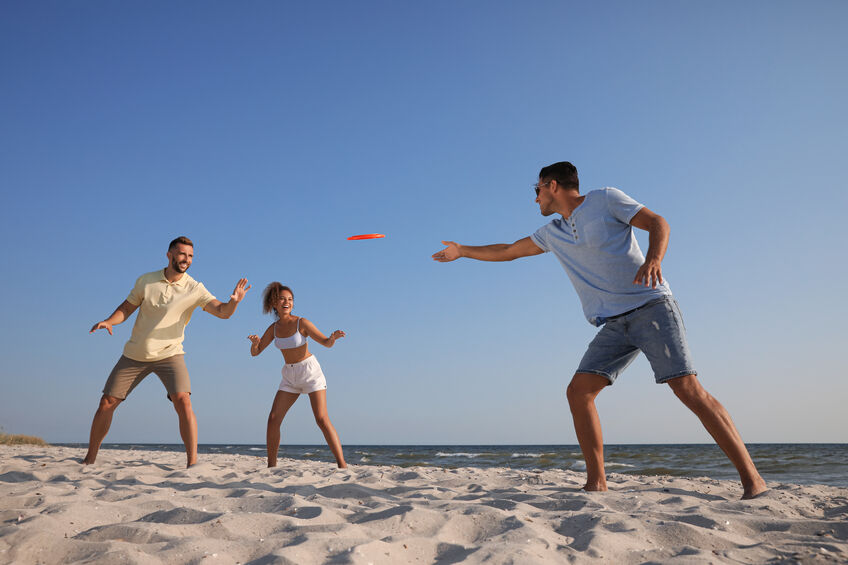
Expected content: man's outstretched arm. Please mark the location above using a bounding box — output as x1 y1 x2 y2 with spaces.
204 278 251 319
432 237 544 262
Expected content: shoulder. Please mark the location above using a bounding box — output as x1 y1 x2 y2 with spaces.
586 187 620 204
182 274 207 293
533 218 560 237
603 186 627 196
599 186 639 203
298 317 314 332
585 187 639 209
135 270 163 286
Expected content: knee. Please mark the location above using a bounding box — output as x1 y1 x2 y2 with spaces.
314 414 331 430
565 381 583 403
171 393 192 413
566 374 607 405
268 412 283 427
668 375 711 404
98 395 121 412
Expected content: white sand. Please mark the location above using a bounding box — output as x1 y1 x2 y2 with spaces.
1 446 846 564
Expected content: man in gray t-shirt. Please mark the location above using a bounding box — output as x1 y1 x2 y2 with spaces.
433 161 767 499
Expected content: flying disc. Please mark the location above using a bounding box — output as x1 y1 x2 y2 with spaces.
347 233 385 240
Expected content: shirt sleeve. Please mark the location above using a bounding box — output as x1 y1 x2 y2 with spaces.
195 282 216 309
530 224 551 252
605 187 644 224
126 275 146 306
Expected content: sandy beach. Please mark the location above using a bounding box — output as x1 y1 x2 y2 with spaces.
1 446 846 564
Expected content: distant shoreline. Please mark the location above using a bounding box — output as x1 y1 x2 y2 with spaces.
51 442 848 488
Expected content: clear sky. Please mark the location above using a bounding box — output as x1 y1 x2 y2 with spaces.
2 1 846 446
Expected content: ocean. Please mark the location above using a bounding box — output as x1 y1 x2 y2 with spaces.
58 443 848 487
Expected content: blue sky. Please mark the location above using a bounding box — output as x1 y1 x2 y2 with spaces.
2 1 846 446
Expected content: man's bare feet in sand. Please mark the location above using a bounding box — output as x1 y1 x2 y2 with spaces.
742 477 769 499
583 480 607 492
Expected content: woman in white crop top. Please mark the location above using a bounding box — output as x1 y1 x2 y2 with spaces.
247 282 347 468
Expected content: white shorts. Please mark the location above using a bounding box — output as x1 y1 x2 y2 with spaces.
279 355 327 394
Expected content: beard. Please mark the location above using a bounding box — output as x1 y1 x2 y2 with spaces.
171 257 190 273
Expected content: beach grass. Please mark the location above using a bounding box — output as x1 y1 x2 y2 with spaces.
0 432 49 446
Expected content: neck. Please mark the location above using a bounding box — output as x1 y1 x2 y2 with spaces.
163 267 184 283
554 190 584 218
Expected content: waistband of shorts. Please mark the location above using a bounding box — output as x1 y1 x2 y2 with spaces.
601 295 672 324
284 354 315 367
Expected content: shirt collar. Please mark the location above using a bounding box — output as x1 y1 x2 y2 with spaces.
160 269 189 286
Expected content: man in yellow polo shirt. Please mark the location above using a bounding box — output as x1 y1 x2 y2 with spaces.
83 236 251 467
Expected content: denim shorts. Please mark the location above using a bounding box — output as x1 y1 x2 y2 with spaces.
576 296 697 384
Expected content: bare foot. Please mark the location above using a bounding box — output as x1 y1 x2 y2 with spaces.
337 463 348 469
582 482 608 492
81 457 95 465
741 478 769 499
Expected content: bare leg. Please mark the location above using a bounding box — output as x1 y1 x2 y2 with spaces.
82 395 123 464
667 374 767 499
566 373 611 491
267 391 300 467
308 390 346 468
171 392 198 468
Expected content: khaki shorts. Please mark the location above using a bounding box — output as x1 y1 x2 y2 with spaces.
103 355 191 400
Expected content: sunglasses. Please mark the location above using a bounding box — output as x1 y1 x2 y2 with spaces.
533 180 553 196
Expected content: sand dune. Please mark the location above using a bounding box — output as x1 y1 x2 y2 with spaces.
1 445 846 564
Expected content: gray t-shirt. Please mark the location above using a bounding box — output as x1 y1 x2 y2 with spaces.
531 187 671 326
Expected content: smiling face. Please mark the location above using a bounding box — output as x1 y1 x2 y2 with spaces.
275 289 294 317
167 243 193 273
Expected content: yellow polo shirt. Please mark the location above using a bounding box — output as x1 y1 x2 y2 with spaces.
122 270 216 362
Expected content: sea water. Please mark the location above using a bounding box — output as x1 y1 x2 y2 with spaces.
58 443 848 487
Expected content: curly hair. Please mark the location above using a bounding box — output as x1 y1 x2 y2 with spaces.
262 282 293 318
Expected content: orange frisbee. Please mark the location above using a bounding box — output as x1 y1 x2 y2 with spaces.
347 233 386 240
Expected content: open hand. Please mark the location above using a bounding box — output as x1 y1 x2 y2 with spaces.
432 241 462 262
230 278 252 302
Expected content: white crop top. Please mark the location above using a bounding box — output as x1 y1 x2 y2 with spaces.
274 318 308 350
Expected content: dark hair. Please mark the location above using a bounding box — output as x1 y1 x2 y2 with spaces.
168 236 194 251
263 282 293 318
539 161 579 191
